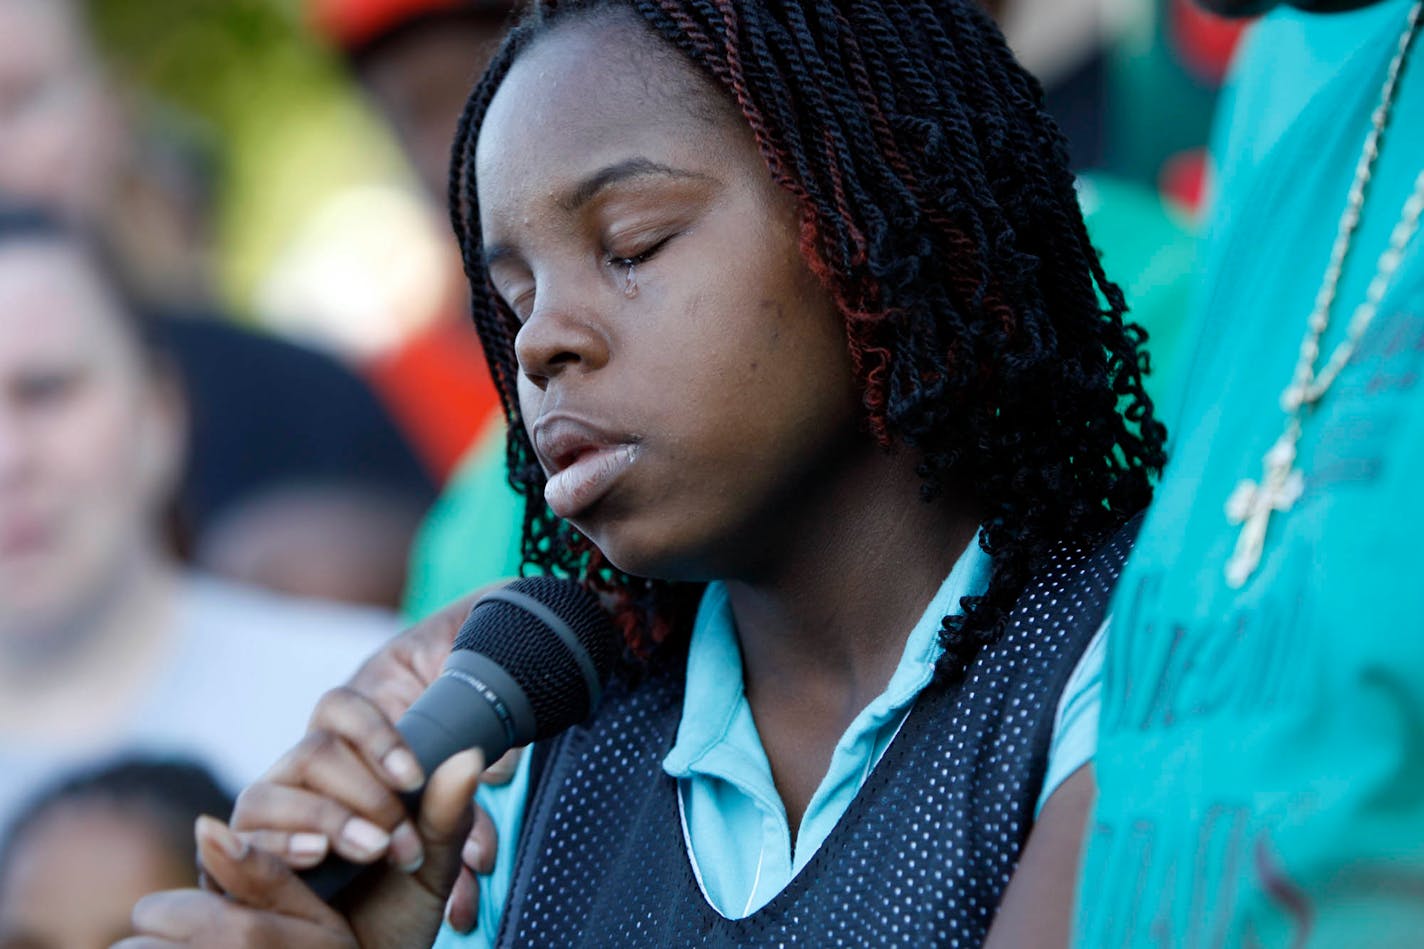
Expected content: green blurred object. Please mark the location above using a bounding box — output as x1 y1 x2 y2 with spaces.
1079 172 1199 434
1105 0 1227 193
401 425 524 621
86 0 410 312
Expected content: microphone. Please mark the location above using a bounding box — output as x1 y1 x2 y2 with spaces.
298 576 617 902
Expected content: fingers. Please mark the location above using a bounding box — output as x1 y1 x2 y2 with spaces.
304 687 425 793
196 817 346 926
438 794 498 933
236 686 428 873
124 818 352 948
481 748 522 786
236 827 330 870
444 865 480 935
126 889 345 948
409 750 485 897
232 781 422 872
418 749 485 843
464 804 497 876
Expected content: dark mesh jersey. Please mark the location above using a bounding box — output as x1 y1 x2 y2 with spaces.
497 520 1137 948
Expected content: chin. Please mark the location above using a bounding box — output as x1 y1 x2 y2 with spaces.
579 517 718 585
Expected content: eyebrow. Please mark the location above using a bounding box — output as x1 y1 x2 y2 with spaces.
482 157 712 270
562 157 711 212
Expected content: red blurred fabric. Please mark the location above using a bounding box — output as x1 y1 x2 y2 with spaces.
310 0 475 51
1169 0 1252 85
363 317 501 482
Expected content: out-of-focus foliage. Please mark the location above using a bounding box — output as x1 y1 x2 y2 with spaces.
84 0 409 311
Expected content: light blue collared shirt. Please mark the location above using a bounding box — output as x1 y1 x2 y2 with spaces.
441 535 1101 945
663 539 992 917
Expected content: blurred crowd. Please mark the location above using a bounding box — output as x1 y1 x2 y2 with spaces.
0 0 1252 945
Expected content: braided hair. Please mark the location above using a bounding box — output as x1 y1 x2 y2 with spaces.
449 0 1167 682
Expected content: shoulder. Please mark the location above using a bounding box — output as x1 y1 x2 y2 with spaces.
1006 515 1140 637
1212 1 1411 201
1035 618 1107 815
177 574 398 671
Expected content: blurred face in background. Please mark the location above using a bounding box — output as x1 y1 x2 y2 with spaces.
358 14 509 202
0 0 124 221
0 801 194 949
0 241 182 649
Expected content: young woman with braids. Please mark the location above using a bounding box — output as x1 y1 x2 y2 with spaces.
120 2 1165 946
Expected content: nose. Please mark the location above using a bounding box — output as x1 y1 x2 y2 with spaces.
514 294 611 391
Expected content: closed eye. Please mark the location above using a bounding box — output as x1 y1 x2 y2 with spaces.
604 234 674 270
509 288 535 322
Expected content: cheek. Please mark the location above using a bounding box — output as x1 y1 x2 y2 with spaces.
516 375 542 439
678 281 849 410
640 296 855 484
45 387 154 512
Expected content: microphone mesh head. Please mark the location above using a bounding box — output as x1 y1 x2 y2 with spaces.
453 577 617 739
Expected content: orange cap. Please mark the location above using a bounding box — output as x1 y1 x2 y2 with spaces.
309 0 507 52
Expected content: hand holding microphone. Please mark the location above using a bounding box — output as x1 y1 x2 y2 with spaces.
119 579 615 949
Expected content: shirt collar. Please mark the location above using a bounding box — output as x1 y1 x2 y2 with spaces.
662 534 993 778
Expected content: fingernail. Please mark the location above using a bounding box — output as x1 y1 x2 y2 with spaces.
339 817 391 860
389 821 425 873
462 836 483 872
289 832 329 862
483 754 517 784
198 815 247 862
383 748 424 791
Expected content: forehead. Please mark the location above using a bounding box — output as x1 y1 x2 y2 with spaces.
0 804 186 931
474 16 741 218
0 243 130 362
0 0 89 80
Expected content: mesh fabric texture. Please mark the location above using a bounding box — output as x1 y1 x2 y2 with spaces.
496 519 1138 947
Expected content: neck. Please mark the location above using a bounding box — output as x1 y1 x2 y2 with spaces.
728 453 978 701
0 549 180 741
722 447 979 840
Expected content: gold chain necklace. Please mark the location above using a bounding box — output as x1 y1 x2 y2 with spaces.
1224 0 1424 588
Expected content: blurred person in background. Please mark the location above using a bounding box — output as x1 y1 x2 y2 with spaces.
311 0 530 620
1078 0 1424 945
0 207 397 823
0 757 233 949
0 0 438 610
979 0 1113 170
981 0 1202 427
314 0 512 484
196 480 430 610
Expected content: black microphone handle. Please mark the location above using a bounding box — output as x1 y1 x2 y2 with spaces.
298 652 537 903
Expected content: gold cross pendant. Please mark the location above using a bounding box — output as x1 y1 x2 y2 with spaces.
1224 433 1305 588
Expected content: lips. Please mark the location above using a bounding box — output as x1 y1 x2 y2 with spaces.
532 415 640 519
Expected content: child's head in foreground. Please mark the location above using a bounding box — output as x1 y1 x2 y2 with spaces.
0 758 234 949
451 0 1166 679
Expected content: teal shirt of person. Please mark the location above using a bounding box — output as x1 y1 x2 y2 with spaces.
400 425 524 621
1076 2 1424 946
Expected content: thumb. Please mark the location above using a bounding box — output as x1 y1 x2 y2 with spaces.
410 749 485 895
196 815 348 931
